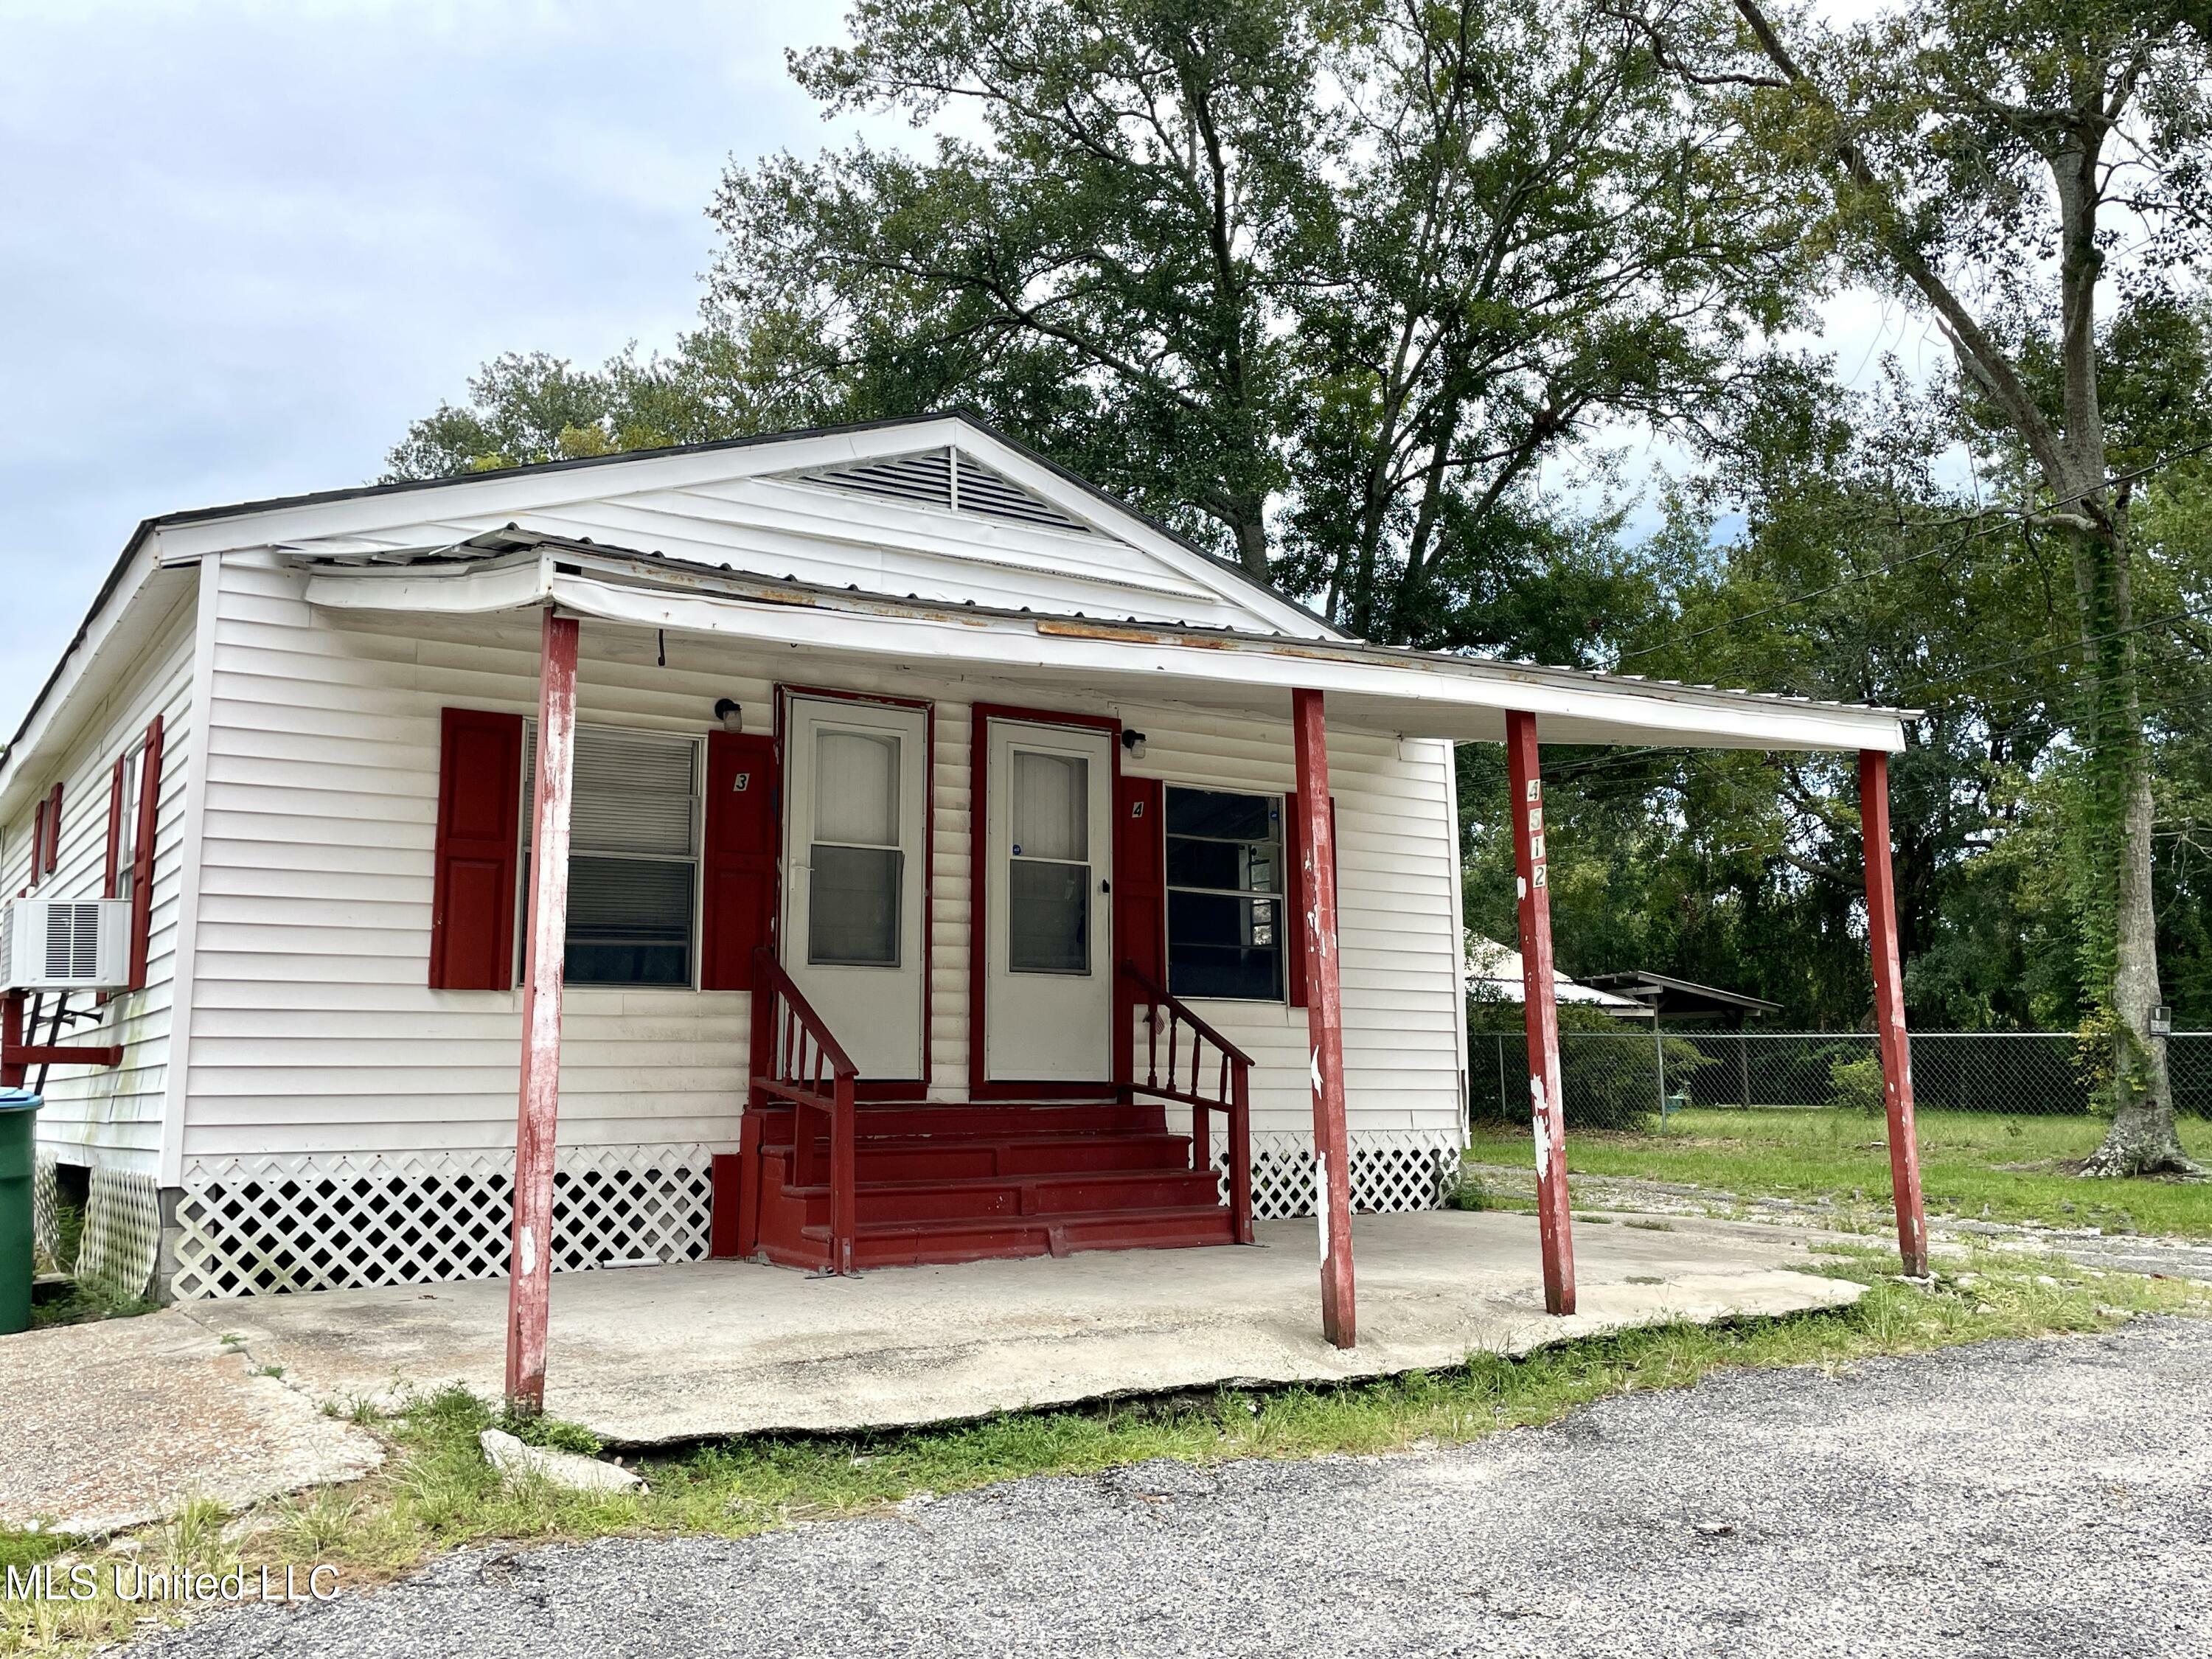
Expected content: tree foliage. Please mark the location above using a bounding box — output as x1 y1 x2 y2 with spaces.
1684 0 2212 1166
397 0 1804 664
385 0 2212 1120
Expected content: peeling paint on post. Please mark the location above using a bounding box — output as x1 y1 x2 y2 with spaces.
1293 688 1356 1349
1859 749 1929 1276
505 608 580 1413
1506 710 1575 1315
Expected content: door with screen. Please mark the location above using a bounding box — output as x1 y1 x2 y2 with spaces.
781 696 929 1079
983 718 1114 1082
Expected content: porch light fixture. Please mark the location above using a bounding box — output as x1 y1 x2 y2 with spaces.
714 698 743 734
1121 729 1147 759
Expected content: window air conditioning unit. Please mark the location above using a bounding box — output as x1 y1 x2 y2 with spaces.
0 897 132 992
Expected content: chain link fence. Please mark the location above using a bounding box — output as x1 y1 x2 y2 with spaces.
1468 1030 2212 1127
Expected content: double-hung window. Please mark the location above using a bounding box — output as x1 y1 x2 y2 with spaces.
1007 748 1091 975
808 728 903 967
1164 786 1284 1001
112 743 145 900
523 723 702 987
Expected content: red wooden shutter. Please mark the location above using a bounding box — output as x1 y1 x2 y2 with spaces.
104 755 127 897
1113 775 1166 984
1284 792 1339 1008
428 708 524 990
700 731 779 990
43 782 62 874
1284 793 1304 1006
127 717 164 990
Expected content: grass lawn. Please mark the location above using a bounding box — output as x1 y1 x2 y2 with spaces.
3 1248 2204 1655
1466 1107 2212 1237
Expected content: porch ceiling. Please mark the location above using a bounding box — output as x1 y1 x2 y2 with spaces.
294 532 1913 753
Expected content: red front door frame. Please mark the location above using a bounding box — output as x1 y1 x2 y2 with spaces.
969 701 1124 1100
774 683 936 1102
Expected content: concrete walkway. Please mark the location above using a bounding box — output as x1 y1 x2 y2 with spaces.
0 1312 382 1535
185 1210 1861 1444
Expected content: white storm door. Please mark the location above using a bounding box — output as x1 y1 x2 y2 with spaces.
782 697 929 1079
984 719 1114 1082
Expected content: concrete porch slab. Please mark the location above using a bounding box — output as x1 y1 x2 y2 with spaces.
0 1312 384 1535
188 1210 1863 1445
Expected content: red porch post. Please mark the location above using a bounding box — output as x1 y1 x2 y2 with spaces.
1 994 24 1089
504 608 581 1413
1505 711 1575 1315
1858 749 1929 1276
1292 688 1356 1349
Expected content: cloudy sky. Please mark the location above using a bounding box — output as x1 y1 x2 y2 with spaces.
0 0 1943 726
0 0 858 720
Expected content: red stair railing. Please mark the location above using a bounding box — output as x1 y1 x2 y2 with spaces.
748 947 861 1273
1119 960 1255 1244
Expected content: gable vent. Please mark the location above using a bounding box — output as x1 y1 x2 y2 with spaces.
794 447 1093 535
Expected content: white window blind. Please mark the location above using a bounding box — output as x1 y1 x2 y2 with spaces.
524 724 699 858
521 723 702 986
1012 751 1087 862
814 731 898 848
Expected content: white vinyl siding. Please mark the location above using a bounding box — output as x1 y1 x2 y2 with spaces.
178 554 1461 1166
181 555 751 1165
7 596 198 1175
1126 719 1464 1138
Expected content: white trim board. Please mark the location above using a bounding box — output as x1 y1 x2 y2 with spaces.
301 556 1908 753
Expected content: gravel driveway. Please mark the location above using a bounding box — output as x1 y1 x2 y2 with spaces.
145 1318 2212 1658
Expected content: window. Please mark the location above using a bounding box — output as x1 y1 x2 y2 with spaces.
808 728 902 967
1165 786 1283 1001
1009 748 1091 975
524 723 701 987
113 745 144 900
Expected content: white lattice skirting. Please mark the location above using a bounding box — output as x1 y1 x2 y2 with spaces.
78 1166 163 1301
1216 1129 1461 1218
28 1155 163 1298
31 1151 58 1270
172 1146 718 1300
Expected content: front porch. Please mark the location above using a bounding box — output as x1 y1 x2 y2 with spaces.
258 505 1920 1411
194 1209 1859 1444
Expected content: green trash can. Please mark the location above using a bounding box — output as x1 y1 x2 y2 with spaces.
0 1088 42 1335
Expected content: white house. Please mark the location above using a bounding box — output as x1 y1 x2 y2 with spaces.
2 412 1914 1335
1464 937 1651 1018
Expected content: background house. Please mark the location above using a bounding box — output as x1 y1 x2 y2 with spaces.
1464 937 1650 1019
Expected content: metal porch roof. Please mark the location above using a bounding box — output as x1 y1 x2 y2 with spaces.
287 528 1917 754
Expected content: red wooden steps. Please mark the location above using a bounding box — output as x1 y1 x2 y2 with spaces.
743 1099 1237 1270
